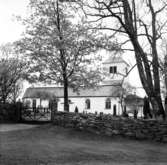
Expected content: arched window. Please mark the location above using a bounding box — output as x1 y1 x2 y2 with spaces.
85 99 90 109
105 98 111 109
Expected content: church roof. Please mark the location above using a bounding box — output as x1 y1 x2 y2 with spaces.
103 55 129 66
23 85 123 99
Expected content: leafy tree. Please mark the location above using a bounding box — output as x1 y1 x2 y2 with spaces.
159 42 167 96
121 82 136 112
159 42 167 115
0 59 26 104
0 43 27 104
9 81 23 103
17 0 119 112
77 0 167 119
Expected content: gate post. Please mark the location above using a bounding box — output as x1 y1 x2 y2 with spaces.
16 101 22 122
51 99 58 122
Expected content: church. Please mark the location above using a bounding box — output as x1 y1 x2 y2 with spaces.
23 55 143 116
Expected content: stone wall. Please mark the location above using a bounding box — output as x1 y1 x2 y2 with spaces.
53 112 167 143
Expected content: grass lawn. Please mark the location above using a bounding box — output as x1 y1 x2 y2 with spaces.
0 124 167 165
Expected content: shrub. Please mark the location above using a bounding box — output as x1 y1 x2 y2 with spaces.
0 102 23 123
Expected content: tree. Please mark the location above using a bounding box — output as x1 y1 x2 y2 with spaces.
121 82 136 112
78 0 167 119
17 0 119 112
164 55 167 94
159 42 167 96
9 81 23 103
0 43 27 104
143 96 152 119
159 42 167 115
0 59 26 104
164 55 167 93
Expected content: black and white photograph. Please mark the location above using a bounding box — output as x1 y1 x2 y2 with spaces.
0 0 167 164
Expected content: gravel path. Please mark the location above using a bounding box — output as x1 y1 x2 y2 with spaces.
0 124 39 132
1 124 167 165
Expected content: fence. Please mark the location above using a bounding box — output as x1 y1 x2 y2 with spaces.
21 107 51 121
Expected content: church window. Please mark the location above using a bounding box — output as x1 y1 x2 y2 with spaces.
105 98 111 109
109 66 117 73
85 99 90 109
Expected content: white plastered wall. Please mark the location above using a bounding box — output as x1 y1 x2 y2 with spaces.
23 97 122 115
103 62 128 81
58 97 122 115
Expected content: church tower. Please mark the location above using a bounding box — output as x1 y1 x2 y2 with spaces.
102 55 129 85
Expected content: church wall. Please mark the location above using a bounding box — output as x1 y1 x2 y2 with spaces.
23 96 143 118
23 98 40 109
103 62 128 82
23 97 122 115
58 97 122 115
41 99 49 108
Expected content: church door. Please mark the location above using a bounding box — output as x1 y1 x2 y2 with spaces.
113 105 117 116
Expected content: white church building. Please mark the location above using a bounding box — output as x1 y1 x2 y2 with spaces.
23 55 142 116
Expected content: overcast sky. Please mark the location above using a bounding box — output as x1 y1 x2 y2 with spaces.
0 0 29 44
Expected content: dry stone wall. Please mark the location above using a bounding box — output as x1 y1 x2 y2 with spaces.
53 112 167 143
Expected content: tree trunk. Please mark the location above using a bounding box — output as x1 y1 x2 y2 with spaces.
131 39 166 120
155 95 166 120
63 77 69 112
164 55 167 94
149 95 165 119
119 0 166 120
164 55 167 116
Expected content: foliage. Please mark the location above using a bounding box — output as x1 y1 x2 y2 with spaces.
24 100 31 108
0 102 22 123
77 0 167 119
159 42 167 98
16 0 120 111
120 82 136 112
0 43 28 103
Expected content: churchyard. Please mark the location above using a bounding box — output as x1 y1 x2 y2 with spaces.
1 0 167 164
1 123 167 165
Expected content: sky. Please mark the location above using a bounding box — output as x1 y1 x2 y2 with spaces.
0 0 29 44
0 0 145 96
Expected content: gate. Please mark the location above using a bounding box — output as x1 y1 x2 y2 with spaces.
21 99 58 122
21 107 51 122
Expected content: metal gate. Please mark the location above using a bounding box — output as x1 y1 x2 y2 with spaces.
21 107 51 121
21 99 58 122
